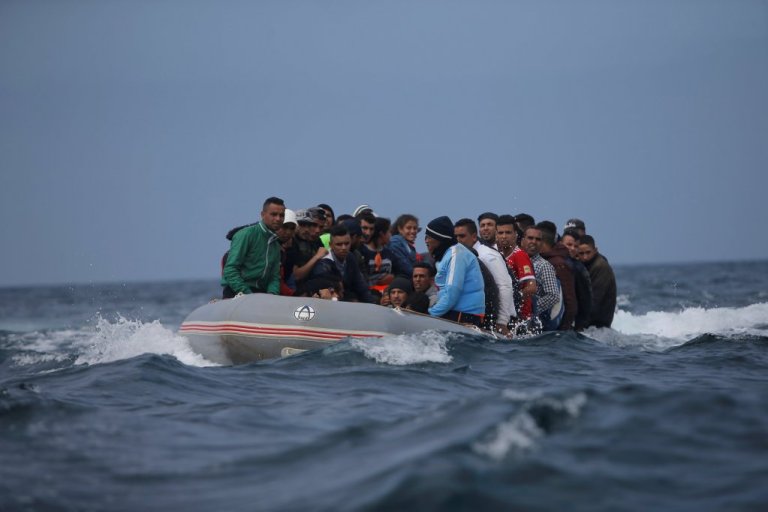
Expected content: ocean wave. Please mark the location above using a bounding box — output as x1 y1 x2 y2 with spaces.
347 330 457 365
473 390 588 460
7 315 219 368
585 302 768 350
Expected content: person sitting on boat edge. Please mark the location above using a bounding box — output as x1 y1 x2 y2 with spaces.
221 196 285 299
277 208 298 296
522 226 564 332
310 224 373 303
454 218 515 335
577 235 617 328
424 216 485 328
561 229 593 331
538 222 578 331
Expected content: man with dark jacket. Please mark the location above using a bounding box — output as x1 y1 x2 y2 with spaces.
562 230 593 331
538 223 577 330
578 235 617 328
311 225 372 303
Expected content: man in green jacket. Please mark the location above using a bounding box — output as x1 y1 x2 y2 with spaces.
221 197 286 298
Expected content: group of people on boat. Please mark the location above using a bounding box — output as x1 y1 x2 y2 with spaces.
220 196 617 336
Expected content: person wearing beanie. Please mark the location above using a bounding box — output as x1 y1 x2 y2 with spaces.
386 276 413 308
424 216 486 328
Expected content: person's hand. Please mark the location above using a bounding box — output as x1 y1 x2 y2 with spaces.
495 324 510 337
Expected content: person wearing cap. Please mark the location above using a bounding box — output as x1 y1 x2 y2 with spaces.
477 212 499 250
352 204 376 218
454 218 515 335
563 218 586 238
286 207 328 294
310 225 372 303
276 209 298 295
221 196 286 299
424 216 485 328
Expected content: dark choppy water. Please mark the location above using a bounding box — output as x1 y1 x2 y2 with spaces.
1 261 767 511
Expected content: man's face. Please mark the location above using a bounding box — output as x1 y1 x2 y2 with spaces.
261 204 286 232
425 235 441 257
561 234 579 258
412 267 432 293
577 243 597 263
360 219 374 243
296 222 322 241
330 234 351 261
523 228 542 257
389 288 408 308
479 218 497 243
277 223 296 244
496 224 516 251
321 209 334 230
453 225 477 250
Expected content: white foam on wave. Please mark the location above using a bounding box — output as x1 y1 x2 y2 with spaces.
612 302 768 339
473 390 588 461
9 315 219 368
348 330 454 365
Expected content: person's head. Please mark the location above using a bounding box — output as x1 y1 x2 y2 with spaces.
564 218 586 238
453 218 479 250
393 214 420 244
370 217 392 247
425 216 456 261
536 222 557 251
577 234 598 263
329 225 351 261
304 277 341 300
357 212 376 243
495 214 518 251
261 196 286 232
341 219 363 249
522 226 543 257
404 292 430 314
295 208 323 241
387 277 413 308
561 230 581 258
336 214 353 224
412 262 435 293
477 212 498 244
353 204 376 218
317 203 335 231
514 213 535 241
277 208 297 244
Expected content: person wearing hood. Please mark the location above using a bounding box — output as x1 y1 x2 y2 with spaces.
538 222 577 330
424 216 485 328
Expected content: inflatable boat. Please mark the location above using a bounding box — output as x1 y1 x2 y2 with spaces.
179 294 481 364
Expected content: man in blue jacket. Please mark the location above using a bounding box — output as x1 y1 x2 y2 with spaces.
425 216 485 328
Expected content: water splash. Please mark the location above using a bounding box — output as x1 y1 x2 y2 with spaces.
348 330 454 365
9 315 218 368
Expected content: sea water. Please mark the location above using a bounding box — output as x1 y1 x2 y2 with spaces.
1 261 767 511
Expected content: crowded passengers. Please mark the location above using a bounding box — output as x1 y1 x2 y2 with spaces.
220 197 617 337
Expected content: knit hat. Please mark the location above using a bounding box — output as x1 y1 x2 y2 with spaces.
425 216 454 241
388 277 413 294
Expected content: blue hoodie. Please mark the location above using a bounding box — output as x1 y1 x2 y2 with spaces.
429 243 485 317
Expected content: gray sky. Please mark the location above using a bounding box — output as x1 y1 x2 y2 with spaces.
1 0 767 287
